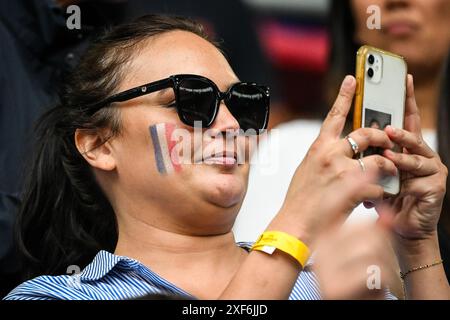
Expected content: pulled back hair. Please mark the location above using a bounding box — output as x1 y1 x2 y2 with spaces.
17 14 216 280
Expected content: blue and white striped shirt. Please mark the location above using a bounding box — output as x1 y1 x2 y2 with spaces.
3 242 394 300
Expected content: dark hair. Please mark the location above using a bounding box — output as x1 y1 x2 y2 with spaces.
327 1 450 234
438 63 450 236
326 1 358 108
17 14 216 280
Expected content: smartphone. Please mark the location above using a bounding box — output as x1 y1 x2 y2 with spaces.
353 45 407 196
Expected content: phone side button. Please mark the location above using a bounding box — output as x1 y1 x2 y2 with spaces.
356 77 361 95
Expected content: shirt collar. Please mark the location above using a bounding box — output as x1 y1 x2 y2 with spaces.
79 250 140 281
79 242 256 282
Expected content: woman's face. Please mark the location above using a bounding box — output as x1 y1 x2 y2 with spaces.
370 120 380 129
351 0 450 70
104 31 251 235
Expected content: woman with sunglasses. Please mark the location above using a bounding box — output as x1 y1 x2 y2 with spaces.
4 14 446 300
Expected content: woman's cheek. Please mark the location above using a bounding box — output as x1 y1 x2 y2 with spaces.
148 122 252 177
149 122 182 175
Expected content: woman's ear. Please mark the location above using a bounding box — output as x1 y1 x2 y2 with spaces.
75 128 116 171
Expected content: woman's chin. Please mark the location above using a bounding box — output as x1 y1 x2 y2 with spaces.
187 162 245 206
204 175 246 209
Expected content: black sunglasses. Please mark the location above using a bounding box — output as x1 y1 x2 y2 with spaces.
88 74 270 133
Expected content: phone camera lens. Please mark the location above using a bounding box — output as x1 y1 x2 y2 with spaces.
368 54 375 65
368 68 374 78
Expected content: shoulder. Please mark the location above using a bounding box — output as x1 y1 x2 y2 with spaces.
3 250 170 300
4 250 120 300
3 274 88 300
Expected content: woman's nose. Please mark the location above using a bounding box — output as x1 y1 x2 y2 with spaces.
385 0 410 10
210 102 240 133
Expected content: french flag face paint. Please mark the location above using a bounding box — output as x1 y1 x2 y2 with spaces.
149 123 182 174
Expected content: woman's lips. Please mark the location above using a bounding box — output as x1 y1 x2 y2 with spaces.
383 20 418 37
202 151 238 166
204 156 237 165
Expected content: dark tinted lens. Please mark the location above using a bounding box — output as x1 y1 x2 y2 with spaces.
226 84 268 132
177 78 217 127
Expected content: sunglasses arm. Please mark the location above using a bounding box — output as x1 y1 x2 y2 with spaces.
86 78 173 112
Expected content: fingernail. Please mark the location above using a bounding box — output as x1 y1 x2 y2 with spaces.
386 125 395 134
342 75 354 89
363 201 375 209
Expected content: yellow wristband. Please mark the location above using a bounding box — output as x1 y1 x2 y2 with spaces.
251 231 310 268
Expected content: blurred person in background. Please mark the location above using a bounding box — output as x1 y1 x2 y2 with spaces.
235 0 450 294
329 0 450 280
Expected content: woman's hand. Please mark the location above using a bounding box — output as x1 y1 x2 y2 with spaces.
270 76 398 247
313 216 396 300
378 75 448 242
375 75 449 300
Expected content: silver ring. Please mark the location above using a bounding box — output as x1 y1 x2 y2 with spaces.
357 158 366 172
346 136 359 155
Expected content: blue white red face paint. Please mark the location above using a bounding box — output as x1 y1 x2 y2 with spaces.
149 123 181 174
149 122 269 175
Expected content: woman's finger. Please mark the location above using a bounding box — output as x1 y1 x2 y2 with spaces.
363 201 375 209
355 183 386 203
384 126 435 158
403 74 423 135
359 154 398 177
375 198 400 216
333 164 384 204
383 149 439 177
376 204 395 230
399 175 446 199
341 127 394 158
320 76 356 139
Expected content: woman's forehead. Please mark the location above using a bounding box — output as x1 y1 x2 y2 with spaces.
120 30 238 92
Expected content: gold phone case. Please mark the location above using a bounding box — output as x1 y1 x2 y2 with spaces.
353 45 407 196
353 45 406 130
